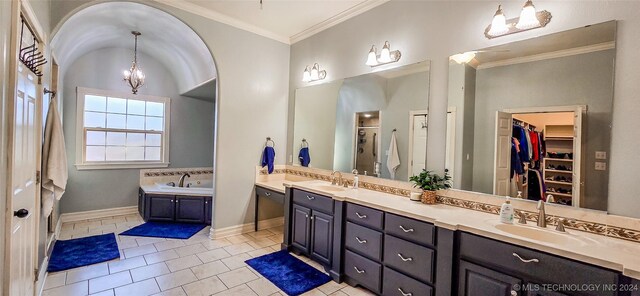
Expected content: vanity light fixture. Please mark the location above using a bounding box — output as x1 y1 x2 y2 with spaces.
365 41 401 67
123 31 145 94
484 1 551 39
302 63 326 82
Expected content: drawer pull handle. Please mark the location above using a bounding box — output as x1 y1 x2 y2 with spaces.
265 192 271 196
398 288 413 296
353 266 365 274
397 253 413 262
512 252 539 263
399 225 414 233
355 237 367 244
306 195 315 200
355 212 367 219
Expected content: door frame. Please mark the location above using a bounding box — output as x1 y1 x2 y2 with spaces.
500 105 586 206
4 0 47 294
408 107 456 180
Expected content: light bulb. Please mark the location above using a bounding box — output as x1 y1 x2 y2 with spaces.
366 46 378 66
488 5 509 36
123 70 131 78
302 66 311 82
379 41 392 63
310 64 319 80
516 0 540 30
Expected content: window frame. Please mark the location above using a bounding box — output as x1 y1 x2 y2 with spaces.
75 87 171 170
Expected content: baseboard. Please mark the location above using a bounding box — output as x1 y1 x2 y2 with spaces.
209 217 284 239
60 206 138 223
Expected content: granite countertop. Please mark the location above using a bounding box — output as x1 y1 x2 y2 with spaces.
278 179 640 280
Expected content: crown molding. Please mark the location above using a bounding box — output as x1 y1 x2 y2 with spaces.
290 0 390 44
477 41 615 70
152 0 291 44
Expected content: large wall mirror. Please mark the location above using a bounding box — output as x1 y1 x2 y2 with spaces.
293 61 444 181
447 21 616 211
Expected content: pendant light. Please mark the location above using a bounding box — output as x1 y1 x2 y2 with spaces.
366 46 378 66
487 5 509 37
516 0 541 30
123 31 145 94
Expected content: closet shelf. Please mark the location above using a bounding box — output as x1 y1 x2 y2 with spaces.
546 180 572 186
545 169 573 174
545 158 573 162
546 191 572 198
545 137 574 141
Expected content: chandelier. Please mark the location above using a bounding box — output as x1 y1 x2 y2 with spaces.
123 31 145 94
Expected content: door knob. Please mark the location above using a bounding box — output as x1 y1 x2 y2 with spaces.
14 209 29 218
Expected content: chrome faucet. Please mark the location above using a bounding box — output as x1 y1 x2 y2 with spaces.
178 173 191 187
331 171 344 186
537 200 547 228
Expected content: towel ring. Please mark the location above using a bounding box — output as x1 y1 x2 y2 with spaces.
392 128 397 132
301 139 309 148
265 137 275 147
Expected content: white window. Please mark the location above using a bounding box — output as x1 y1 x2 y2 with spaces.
75 87 170 170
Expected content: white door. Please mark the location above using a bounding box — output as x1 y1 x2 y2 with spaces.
9 63 39 296
410 114 427 176
493 111 513 196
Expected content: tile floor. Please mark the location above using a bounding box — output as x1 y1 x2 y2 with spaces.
42 214 375 296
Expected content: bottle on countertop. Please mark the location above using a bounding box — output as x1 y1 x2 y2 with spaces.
500 197 515 224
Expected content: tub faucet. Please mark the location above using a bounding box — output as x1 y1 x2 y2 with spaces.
537 200 547 228
178 173 191 187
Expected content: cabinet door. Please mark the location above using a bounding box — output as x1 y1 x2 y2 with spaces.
205 197 212 225
459 260 522 296
175 196 206 223
147 194 175 222
138 188 145 219
310 210 333 266
291 204 311 253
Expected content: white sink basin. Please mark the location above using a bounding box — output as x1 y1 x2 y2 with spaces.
314 185 347 192
493 223 587 245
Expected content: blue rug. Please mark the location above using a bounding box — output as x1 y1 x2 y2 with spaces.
119 222 207 239
48 233 120 272
245 250 332 296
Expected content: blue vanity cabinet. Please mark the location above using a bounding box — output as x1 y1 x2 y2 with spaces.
139 188 212 225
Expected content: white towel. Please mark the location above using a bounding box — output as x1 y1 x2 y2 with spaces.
41 97 68 218
386 131 400 179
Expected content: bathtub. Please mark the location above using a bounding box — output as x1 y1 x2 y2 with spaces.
141 179 214 196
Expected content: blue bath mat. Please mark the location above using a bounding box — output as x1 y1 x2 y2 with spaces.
246 250 332 296
48 233 120 272
119 222 207 239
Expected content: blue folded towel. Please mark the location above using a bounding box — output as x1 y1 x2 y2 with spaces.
298 147 311 167
261 146 276 174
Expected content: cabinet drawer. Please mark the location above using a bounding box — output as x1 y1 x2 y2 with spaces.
383 267 433 296
346 203 384 230
345 222 383 261
459 232 619 294
385 213 435 247
255 186 284 204
293 189 334 214
344 250 382 293
384 235 435 284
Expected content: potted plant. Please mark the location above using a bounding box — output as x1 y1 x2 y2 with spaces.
409 169 452 204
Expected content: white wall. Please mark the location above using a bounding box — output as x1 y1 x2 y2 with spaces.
289 1 640 218
51 0 290 228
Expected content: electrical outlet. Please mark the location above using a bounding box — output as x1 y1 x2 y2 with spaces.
595 151 607 160
595 162 607 171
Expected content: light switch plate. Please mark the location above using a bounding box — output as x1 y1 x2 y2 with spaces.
595 162 607 171
595 151 607 160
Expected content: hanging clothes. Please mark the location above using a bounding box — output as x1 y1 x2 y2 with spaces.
527 169 546 201
510 138 524 179
529 130 539 162
512 125 530 163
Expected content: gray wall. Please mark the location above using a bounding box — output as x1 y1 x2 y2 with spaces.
447 62 476 190
288 1 640 218
61 47 214 213
471 50 614 211
52 1 290 228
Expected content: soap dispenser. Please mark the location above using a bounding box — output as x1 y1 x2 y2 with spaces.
500 197 515 224
351 169 359 189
